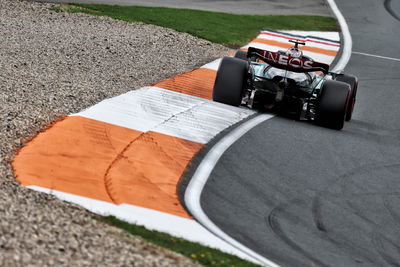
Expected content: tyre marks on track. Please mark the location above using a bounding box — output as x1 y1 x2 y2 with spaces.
261 157 400 266
311 196 327 232
266 193 380 266
338 162 400 265
267 199 329 267
384 0 400 21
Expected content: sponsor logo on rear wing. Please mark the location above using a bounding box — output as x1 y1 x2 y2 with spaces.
247 47 330 74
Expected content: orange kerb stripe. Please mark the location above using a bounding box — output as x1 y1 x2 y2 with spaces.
251 38 338 56
155 68 216 100
13 116 202 218
105 130 202 218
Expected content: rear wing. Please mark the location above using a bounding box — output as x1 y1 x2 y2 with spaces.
247 47 330 74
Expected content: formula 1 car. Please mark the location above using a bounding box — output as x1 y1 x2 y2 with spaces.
212 40 358 130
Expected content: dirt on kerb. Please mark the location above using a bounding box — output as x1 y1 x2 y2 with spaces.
0 0 228 265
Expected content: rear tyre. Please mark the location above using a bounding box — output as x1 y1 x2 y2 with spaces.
335 74 358 121
234 50 248 60
213 57 249 106
315 80 350 130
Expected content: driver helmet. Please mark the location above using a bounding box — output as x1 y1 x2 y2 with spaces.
286 47 302 58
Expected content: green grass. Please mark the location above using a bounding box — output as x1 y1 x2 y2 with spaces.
62 4 338 47
100 216 260 267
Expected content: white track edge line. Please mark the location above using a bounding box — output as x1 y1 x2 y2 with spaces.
352 51 400 62
184 0 352 266
184 114 277 267
326 0 352 72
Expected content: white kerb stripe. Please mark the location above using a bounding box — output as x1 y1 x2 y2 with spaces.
279 30 340 43
201 58 221 71
153 102 254 144
72 86 254 144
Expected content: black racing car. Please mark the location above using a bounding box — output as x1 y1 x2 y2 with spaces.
212 40 358 130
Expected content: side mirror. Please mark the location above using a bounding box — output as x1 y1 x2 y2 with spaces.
328 69 344 79
329 69 344 75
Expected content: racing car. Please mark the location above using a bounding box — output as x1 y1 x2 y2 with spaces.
212 40 358 130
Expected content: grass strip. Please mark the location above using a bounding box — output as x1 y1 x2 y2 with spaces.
58 4 338 47
100 215 260 267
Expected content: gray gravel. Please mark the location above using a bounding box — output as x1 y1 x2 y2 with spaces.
0 0 228 265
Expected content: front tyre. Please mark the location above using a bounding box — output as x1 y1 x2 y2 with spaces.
315 80 350 130
213 57 249 106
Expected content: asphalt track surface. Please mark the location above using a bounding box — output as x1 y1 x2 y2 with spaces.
199 0 400 266
38 0 332 16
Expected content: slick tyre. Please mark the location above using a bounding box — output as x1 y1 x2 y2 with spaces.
213 56 249 106
315 80 350 130
335 74 358 121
